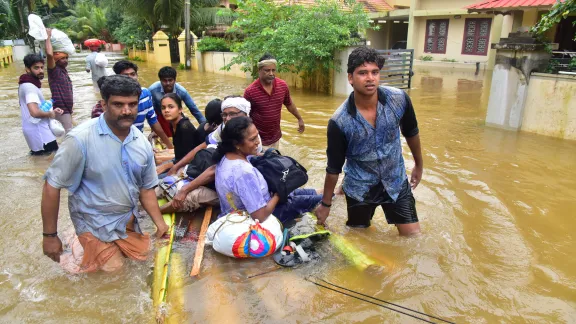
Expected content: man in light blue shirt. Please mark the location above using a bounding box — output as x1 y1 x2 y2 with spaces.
41 75 169 272
149 66 206 137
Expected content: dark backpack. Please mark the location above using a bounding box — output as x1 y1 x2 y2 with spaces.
185 147 217 190
250 148 308 203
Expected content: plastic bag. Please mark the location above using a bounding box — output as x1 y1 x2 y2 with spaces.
28 14 47 40
29 99 53 124
50 29 76 56
50 119 65 137
206 211 283 258
94 53 108 68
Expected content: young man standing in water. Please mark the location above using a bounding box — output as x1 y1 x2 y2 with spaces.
149 66 205 137
18 54 63 155
45 28 74 133
41 75 169 272
315 47 423 236
112 60 173 149
244 53 305 150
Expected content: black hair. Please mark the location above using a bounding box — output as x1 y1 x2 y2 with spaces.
205 98 223 125
212 116 254 163
161 93 182 108
23 54 44 68
258 53 275 62
113 60 138 75
347 47 385 74
97 75 107 89
100 75 142 102
158 66 177 80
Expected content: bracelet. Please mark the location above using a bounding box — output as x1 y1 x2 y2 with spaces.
320 201 332 208
42 232 58 237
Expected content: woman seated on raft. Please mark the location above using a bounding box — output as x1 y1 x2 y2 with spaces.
155 97 252 214
155 95 222 175
213 116 322 225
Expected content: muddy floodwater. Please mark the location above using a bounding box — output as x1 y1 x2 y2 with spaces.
0 52 575 323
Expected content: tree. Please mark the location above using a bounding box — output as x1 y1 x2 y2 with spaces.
532 0 576 41
223 0 374 77
51 1 110 42
112 15 152 49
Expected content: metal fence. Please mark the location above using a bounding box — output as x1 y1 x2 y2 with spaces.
375 49 414 89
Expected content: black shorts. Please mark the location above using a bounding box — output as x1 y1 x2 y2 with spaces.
345 180 418 228
30 140 58 156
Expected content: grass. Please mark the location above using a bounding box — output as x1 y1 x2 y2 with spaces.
130 56 145 62
420 55 433 61
441 58 457 63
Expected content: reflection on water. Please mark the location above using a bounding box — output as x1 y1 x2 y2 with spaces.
0 54 575 323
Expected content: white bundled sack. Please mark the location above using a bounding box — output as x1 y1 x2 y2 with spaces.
206 211 283 258
28 14 47 40
50 29 76 56
49 119 65 137
94 53 108 68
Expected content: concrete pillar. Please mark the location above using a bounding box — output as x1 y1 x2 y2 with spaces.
406 0 420 49
501 14 514 38
178 31 186 65
152 31 172 65
487 15 504 69
485 32 551 130
333 46 358 96
144 40 150 62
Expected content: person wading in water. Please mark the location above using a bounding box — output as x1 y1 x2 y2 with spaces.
243 53 305 150
41 75 169 273
315 47 424 236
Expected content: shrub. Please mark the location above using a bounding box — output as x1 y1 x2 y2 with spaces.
197 37 230 52
420 55 433 61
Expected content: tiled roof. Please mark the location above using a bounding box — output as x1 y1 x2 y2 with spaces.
466 0 558 10
285 0 393 13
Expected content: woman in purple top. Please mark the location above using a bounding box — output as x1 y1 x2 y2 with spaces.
214 116 322 225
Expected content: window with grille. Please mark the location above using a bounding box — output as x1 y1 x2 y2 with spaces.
424 19 449 54
462 18 492 55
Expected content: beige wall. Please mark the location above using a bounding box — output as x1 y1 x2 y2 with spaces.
367 23 392 49
417 0 480 10
201 52 251 79
413 14 499 64
522 73 576 140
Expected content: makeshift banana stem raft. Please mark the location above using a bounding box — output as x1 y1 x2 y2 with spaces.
304 212 378 271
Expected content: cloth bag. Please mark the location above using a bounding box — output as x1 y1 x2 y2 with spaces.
250 148 309 203
27 14 47 40
206 211 283 258
49 29 76 56
49 119 65 137
94 53 108 68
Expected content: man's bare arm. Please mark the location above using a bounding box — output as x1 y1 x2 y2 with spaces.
139 188 169 238
406 134 423 189
41 181 63 262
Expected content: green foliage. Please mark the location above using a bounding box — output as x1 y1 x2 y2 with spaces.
178 63 186 69
123 47 129 55
197 36 230 52
223 0 374 76
420 55 433 61
532 0 576 41
131 56 144 61
441 58 457 62
52 1 110 42
104 0 183 37
112 15 152 49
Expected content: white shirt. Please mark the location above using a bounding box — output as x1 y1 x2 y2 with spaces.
18 83 55 152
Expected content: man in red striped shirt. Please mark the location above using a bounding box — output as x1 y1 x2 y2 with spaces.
244 54 305 149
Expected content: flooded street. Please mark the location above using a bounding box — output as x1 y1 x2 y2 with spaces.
0 52 575 323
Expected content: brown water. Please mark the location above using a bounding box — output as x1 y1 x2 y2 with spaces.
0 53 575 323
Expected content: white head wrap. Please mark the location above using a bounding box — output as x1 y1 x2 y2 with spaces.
221 97 251 115
257 59 277 69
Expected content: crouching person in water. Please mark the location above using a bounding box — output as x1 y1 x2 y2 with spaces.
214 116 322 225
41 75 169 273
